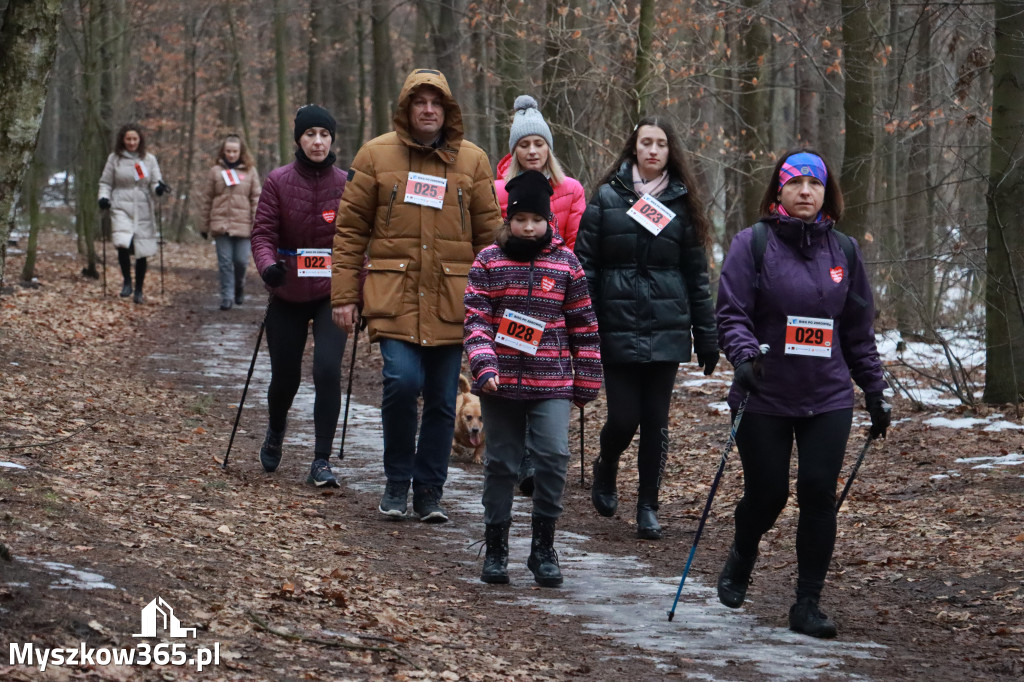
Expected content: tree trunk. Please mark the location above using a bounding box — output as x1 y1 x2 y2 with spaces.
432 0 462 97
371 0 396 137
305 0 323 104
224 4 253 152
840 0 877 242
633 0 655 117
736 1 772 228
0 0 61 287
983 0 1024 405
274 0 290 164
20 152 43 282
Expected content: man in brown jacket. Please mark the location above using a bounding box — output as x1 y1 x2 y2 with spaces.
332 68 502 523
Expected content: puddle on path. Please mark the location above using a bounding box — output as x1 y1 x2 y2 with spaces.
152 310 885 680
19 559 117 590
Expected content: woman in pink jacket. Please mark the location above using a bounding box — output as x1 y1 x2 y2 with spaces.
493 95 586 495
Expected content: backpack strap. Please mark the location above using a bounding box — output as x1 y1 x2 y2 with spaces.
833 229 868 308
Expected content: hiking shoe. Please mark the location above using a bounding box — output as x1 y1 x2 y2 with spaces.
378 480 409 519
412 486 449 523
119 282 132 297
717 544 757 608
789 598 838 639
306 459 340 488
219 298 233 310
234 291 244 305
259 427 284 473
133 291 145 305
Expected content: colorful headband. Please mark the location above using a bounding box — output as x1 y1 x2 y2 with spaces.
778 153 827 191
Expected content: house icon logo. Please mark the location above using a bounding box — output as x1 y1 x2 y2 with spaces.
133 597 197 638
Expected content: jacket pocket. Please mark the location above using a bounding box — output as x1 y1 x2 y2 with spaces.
438 260 472 323
362 257 409 317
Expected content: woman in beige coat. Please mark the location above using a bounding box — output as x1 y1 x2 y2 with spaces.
98 123 167 304
197 134 262 310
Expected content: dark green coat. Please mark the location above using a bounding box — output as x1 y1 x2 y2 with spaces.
574 162 717 364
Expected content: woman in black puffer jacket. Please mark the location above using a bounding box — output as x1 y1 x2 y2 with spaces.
575 115 718 539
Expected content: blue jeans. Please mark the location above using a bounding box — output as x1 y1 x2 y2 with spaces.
214 235 249 300
378 339 463 490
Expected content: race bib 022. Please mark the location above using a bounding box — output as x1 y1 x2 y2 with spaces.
296 249 332 278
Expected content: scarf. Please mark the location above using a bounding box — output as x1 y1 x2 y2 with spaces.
295 148 337 170
632 164 669 198
499 224 553 262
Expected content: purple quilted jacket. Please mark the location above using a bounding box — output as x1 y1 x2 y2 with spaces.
251 159 347 303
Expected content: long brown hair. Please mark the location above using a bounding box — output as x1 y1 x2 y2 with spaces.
114 123 146 157
595 115 713 250
758 148 844 221
216 134 255 169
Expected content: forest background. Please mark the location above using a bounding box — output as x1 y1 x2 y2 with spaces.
1 0 1023 408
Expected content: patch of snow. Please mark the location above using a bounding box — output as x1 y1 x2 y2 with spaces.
0 462 27 469
955 453 1024 470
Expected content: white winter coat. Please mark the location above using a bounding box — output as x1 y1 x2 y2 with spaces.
98 152 163 258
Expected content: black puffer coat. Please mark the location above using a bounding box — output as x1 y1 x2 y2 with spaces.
574 161 717 364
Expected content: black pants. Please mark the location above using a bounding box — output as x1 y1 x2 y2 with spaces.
733 409 852 600
265 297 347 459
599 362 679 494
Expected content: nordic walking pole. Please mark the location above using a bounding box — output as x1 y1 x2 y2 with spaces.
101 208 108 296
219 297 271 469
835 434 875 512
336 322 360 461
156 192 165 295
667 344 768 622
579 405 585 486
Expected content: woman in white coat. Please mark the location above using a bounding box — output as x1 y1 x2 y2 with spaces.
98 123 168 304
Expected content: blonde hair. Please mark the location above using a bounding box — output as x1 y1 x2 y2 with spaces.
504 148 567 186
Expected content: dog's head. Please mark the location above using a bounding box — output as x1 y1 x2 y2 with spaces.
458 397 485 447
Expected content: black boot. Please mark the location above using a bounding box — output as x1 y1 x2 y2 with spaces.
259 426 284 473
636 487 662 539
120 281 133 297
717 543 758 608
591 454 619 517
481 521 511 584
133 257 147 304
117 248 132 296
789 597 838 638
527 515 562 587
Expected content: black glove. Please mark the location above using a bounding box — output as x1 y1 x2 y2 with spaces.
261 263 286 288
155 181 169 196
865 392 892 438
732 360 759 395
200 232 208 240
697 350 719 376
98 197 110 210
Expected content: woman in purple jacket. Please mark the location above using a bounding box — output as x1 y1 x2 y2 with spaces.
250 105 348 488
714 150 891 639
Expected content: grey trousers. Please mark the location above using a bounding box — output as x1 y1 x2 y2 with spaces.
214 235 250 300
480 395 570 525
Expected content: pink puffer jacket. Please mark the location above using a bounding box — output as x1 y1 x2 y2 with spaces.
494 153 586 251
251 159 347 303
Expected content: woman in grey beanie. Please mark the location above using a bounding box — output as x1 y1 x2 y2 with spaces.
493 95 588 498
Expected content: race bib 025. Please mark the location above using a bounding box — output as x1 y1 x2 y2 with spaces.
404 172 447 209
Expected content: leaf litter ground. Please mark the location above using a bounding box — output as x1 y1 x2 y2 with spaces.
0 232 1021 681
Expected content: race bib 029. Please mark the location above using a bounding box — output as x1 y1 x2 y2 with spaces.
784 315 834 357
296 249 332 278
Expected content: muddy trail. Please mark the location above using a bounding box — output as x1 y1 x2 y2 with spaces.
1 236 1022 681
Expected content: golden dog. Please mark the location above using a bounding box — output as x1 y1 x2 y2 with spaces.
452 374 486 464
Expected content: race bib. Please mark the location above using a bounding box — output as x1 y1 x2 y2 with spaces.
495 309 546 355
784 315 834 357
627 193 676 236
404 172 446 209
221 169 240 186
134 162 149 181
296 249 331 278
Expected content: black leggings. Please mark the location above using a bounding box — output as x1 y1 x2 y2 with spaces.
733 409 852 600
265 297 347 459
599 362 679 492
117 247 146 291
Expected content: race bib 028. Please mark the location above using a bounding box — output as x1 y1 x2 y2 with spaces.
495 309 546 355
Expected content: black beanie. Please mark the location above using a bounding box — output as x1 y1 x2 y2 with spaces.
505 170 553 220
294 104 336 143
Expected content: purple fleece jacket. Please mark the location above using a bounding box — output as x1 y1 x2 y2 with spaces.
716 215 887 417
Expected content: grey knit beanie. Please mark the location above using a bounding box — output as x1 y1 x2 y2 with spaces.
508 95 553 155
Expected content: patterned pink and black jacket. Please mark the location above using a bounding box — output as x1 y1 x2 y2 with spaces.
464 231 602 403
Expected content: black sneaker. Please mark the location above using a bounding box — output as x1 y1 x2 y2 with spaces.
412 486 449 523
259 427 284 473
307 459 340 488
378 480 409 519
789 598 838 639
219 298 233 311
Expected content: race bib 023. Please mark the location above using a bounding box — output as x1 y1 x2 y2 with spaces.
627 193 676 236
296 249 332 278
784 315 834 357
495 309 546 355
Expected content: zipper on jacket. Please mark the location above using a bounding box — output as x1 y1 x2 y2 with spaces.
458 188 466 234
516 260 537 399
385 184 398 228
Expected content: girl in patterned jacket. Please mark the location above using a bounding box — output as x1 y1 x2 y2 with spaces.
464 170 602 588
